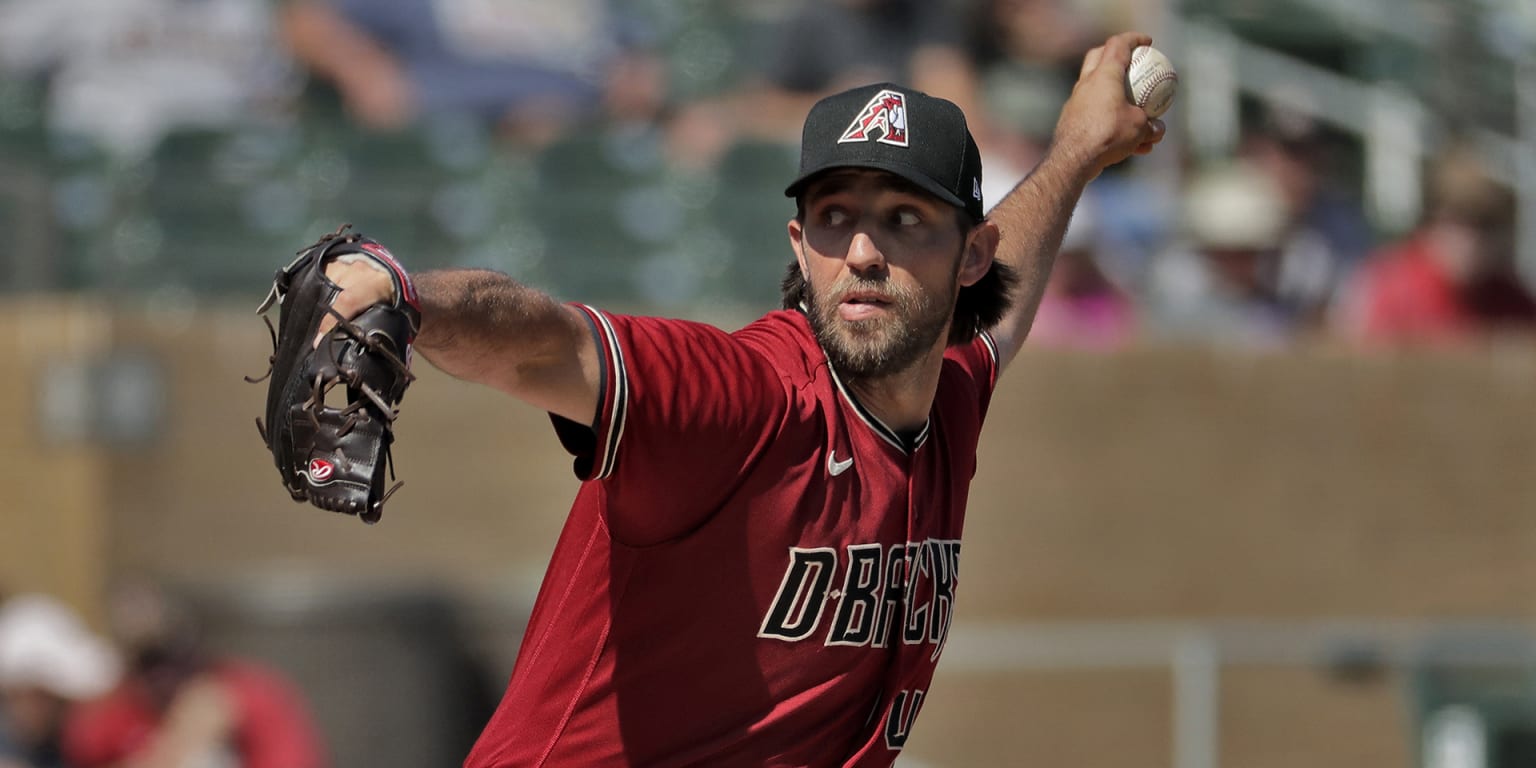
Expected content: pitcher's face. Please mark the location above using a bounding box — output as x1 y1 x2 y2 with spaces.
790 170 969 378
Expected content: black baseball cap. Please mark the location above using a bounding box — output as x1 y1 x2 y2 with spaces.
785 82 984 221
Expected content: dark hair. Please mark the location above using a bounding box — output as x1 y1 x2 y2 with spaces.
781 204 1019 346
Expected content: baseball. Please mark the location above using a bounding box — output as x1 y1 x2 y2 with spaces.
1126 45 1178 119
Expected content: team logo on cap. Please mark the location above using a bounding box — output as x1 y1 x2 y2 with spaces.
839 90 909 147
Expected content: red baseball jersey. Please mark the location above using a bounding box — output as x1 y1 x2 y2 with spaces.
465 307 999 767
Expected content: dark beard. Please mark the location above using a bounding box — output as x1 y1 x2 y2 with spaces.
804 270 955 379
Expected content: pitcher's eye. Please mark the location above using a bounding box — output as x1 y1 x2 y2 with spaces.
895 209 921 227
824 209 850 227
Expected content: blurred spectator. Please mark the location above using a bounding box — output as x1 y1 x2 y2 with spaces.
278 0 664 144
668 0 979 165
1028 198 1137 349
1237 112 1374 323
63 581 327 768
763 0 976 107
0 594 119 768
967 0 1097 75
967 0 1099 150
963 2 1139 351
0 0 295 157
965 1 1166 292
1333 145 1536 344
1145 161 1297 346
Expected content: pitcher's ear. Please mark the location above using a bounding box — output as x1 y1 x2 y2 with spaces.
959 221 1000 287
788 218 809 276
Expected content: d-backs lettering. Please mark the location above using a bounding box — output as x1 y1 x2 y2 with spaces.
757 539 960 661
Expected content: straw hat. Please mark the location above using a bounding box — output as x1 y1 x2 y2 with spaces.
1183 162 1287 251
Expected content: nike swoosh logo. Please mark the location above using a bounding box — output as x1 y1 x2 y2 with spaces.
827 451 854 476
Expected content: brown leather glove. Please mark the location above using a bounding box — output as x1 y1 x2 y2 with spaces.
249 225 419 523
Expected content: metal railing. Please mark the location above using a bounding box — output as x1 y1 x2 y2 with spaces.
1173 17 1536 281
941 619 1536 768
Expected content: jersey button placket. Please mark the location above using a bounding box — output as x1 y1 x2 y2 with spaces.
903 452 921 545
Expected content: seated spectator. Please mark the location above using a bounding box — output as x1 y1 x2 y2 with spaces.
1145 161 1296 347
1238 111 1374 325
279 0 663 144
63 581 327 768
667 0 980 165
0 594 119 768
966 0 1099 145
0 0 296 157
1333 145 1536 344
764 0 976 107
1028 198 1137 350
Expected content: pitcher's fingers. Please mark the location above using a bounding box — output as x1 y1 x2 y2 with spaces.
1080 44 1105 79
313 315 336 349
1107 31 1154 59
1133 120 1167 155
1092 32 1152 78
312 293 357 348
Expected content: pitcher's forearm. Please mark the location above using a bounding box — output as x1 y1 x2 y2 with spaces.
413 270 589 393
983 32 1163 371
998 150 1093 307
985 148 1095 366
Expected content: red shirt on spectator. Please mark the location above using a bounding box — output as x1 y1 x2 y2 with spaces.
63 660 326 768
1344 233 1470 343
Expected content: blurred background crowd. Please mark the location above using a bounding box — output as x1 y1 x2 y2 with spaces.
2 0 1534 767
0 0 1531 346
0 584 326 768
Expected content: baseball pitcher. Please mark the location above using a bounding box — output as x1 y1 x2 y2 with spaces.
259 32 1164 767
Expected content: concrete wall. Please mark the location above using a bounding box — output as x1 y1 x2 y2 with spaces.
0 299 114 621
963 346 1536 621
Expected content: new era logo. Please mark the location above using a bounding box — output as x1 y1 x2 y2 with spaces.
839 89 909 147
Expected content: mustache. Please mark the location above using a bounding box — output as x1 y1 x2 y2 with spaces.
824 275 918 305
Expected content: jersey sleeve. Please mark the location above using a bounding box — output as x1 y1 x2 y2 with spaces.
550 306 793 546
942 329 1001 421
